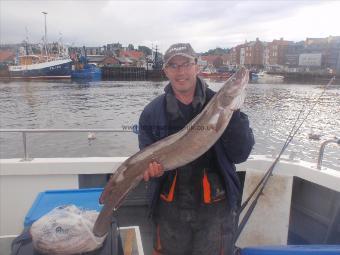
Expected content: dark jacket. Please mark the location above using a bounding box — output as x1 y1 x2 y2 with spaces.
138 77 255 212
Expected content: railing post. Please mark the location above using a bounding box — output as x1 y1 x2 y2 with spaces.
22 132 28 161
317 138 340 170
0 128 135 161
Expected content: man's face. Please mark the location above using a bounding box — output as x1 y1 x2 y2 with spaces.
164 55 199 95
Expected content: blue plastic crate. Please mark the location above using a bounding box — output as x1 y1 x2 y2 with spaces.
241 245 340 255
24 188 104 227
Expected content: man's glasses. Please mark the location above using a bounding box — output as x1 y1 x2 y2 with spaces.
165 62 196 71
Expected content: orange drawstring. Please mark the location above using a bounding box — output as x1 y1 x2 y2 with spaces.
160 171 177 202
203 170 212 203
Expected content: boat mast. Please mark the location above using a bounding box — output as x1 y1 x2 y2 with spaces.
58 32 62 56
153 45 161 70
42 11 48 60
25 26 29 56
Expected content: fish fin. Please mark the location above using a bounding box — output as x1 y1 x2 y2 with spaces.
230 90 245 110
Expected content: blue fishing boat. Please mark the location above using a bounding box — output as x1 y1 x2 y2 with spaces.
71 52 101 80
71 63 101 80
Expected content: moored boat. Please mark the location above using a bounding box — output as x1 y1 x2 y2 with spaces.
252 71 284 81
9 55 72 79
8 12 72 79
71 63 101 80
198 71 233 80
71 53 102 81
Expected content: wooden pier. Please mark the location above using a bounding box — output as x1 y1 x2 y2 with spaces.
101 66 166 81
267 71 339 84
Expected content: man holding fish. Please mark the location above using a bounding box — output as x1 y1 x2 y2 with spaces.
139 43 255 255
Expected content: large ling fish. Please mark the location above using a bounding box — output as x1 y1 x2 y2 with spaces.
93 67 249 237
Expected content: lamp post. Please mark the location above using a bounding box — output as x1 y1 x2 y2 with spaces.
42 11 48 58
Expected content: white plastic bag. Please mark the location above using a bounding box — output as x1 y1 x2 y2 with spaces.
30 205 106 255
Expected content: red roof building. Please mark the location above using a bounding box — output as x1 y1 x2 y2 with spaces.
267 38 292 66
201 55 226 68
102 56 120 66
242 38 264 67
0 50 16 64
201 55 220 64
229 44 244 66
120 50 144 60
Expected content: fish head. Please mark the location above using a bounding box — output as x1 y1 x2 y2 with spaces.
218 67 249 109
226 67 249 96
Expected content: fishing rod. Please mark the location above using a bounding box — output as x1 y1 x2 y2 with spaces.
238 105 305 213
233 76 335 245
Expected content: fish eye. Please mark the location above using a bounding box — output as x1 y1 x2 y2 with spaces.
56 226 63 233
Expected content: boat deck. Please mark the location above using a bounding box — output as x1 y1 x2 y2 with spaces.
1 155 340 254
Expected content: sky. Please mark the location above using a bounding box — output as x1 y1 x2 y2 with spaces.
1 0 340 53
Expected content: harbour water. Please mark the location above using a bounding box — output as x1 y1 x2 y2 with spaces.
0 79 339 170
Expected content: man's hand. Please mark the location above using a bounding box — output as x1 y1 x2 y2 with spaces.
143 161 164 181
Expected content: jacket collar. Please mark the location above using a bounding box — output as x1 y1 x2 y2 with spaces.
164 76 208 120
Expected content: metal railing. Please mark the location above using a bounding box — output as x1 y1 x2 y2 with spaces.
0 128 137 161
317 137 340 170
1 129 339 168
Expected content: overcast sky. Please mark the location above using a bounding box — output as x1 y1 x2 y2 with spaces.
1 0 339 53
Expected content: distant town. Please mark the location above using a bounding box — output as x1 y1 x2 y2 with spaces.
1 35 340 81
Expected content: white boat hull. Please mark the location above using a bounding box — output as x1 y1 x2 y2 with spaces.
8 58 72 79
